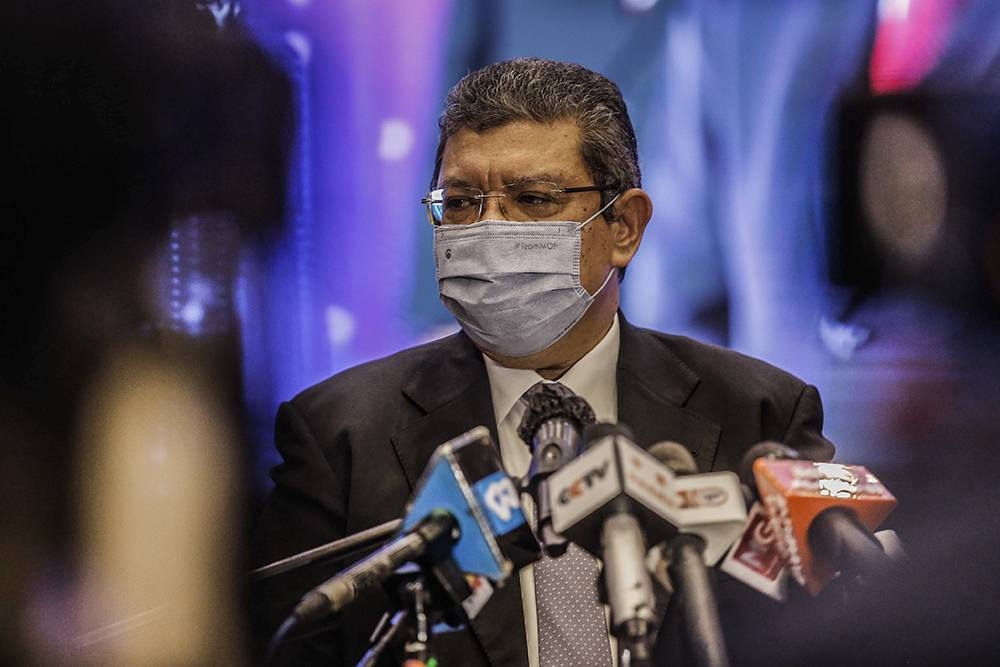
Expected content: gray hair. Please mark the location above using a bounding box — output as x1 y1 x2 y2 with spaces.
431 58 641 200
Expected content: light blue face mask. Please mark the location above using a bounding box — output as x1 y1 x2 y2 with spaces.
433 195 619 358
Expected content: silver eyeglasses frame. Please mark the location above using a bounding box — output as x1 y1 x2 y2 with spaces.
420 181 618 226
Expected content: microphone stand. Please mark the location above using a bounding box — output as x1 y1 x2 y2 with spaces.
357 578 430 667
356 557 471 667
665 534 730 667
358 610 409 667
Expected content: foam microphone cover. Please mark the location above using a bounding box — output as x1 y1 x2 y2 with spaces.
737 441 800 498
516 382 596 445
647 441 699 475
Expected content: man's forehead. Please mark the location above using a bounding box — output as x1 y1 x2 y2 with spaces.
440 172 571 188
437 119 587 186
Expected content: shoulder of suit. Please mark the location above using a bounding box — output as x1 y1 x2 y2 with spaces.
289 331 468 412
632 325 808 396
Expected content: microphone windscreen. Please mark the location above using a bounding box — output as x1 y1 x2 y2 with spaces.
648 441 698 475
737 441 800 496
516 383 596 444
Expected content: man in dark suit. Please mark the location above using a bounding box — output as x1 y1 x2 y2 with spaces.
253 58 834 666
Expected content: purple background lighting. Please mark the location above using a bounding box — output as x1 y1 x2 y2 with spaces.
238 0 1000 488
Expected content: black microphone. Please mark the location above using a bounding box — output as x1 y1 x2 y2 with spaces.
291 512 458 625
737 442 897 595
288 426 538 627
648 442 730 667
736 441 801 500
251 520 403 582
516 382 596 555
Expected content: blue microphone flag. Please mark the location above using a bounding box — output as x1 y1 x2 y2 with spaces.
400 426 534 583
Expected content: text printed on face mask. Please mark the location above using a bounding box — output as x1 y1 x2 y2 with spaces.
513 242 557 251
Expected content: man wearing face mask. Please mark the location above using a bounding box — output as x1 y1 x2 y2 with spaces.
253 58 835 667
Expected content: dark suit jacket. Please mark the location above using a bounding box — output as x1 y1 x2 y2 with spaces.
252 316 834 666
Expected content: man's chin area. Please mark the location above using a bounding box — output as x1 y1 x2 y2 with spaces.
481 347 575 380
475 308 617 379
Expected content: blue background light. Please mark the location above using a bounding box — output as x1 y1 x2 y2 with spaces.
232 0 1000 487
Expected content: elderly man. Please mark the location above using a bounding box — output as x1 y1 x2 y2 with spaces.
253 58 834 666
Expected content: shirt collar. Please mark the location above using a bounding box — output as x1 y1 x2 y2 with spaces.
483 313 621 426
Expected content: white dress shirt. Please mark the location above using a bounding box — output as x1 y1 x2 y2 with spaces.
483 314 620 667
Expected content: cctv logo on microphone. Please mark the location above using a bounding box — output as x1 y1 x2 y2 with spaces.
557 460 610 504
474 472 526 536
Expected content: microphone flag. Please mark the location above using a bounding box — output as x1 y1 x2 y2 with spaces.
400 425 536 585
548 432 746 564
752 459 897 594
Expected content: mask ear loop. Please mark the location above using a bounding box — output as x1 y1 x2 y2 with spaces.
577 191 623 297
576 191 622 230
588 265 618 298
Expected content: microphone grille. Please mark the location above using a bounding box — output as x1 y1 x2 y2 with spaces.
648 441 698 475
516 383 596 444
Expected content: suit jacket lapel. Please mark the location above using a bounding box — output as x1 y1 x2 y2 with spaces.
389 332 529 667
390 332 498 491
617 316 722 471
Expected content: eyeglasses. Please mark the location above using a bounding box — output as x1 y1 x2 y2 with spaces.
421 180 618 226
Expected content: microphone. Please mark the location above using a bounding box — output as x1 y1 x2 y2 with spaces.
291 426 538 626
719 501 790 602
517 382 596 555
737 441 800 500
647 442 734 667
647 441 698 475
251 520 402 582
291 512 457 625
647 442 748 565
718 442 803 601
741 442 897 595
547 423 675 664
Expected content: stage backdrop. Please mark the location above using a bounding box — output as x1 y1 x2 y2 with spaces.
223 0 1000 490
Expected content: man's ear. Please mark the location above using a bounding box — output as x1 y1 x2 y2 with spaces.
608 188 652 269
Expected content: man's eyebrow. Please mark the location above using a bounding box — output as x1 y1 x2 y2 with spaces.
438 177 479 189
438 173 572 189
501 173 565 186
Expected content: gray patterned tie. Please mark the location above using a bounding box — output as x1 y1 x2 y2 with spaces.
534 543 615 666
513 382 614 666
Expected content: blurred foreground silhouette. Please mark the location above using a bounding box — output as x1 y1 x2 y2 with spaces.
1 1 292 663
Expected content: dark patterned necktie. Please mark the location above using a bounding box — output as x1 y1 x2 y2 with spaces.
518 383 614 667
534 543 614 666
